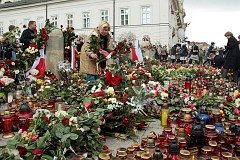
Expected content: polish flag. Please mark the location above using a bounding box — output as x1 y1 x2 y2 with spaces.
131 40 143 62
26 49 46 78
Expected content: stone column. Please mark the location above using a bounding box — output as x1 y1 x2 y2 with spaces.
45 29 64 80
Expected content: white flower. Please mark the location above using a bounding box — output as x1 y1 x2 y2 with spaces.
28 47 32 50
14 70 19 74
11 62 15 66
235 98 240 108
141 83 147 89
106 87 114 94
45 86 50 89
69 117 77 124
109 98 117 104
91 85 96 93
0 68 5 72
184 97 190 104
55 111 68 118
35 49 38 52
107 104 113 110
161 92 168 99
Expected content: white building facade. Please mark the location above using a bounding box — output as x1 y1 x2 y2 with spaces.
0 0 185 47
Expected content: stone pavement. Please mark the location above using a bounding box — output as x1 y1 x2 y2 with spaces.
0 119 163 158
105 119 163 156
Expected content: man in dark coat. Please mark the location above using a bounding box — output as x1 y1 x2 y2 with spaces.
209 52 225 69
20 21 36 51
222 31 240 83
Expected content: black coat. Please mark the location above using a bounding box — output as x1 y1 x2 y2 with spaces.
213 55 225 69
20 28 36 51
224 36 240 70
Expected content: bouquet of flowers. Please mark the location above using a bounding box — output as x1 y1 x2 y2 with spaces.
32 19 53 49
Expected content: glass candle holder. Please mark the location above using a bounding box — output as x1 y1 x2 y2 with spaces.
179 150 191 160
209 141 219 156
19 118 27 131
161 107 168 127
99 153 111 160
189 147 198 160
201 146 212 160
127 147 135 154
221 152 232 160
2 111 14 139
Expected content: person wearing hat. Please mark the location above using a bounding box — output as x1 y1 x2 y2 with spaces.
209 52 224 69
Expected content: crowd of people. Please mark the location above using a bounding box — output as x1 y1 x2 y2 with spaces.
1 20 240 83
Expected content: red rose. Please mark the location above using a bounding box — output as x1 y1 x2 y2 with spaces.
126 48 131 52
5 59 12 65
40 33 45 37
109 112 113 118
111 51 116 55
226 96 232 102
138 122 145 129
117 45 122 50
41 116 50 123
122 117 129 125
222 102 227 106
103 145 109 150
41 28 47 34
121 98 127 103
92 90 106 97
29 44 38 49
17 146 27 156
32 148 43 156
62 118 69 125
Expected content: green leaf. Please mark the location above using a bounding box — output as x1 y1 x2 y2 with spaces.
83 126 90 131
94 100 99 104
41 154 53 160
44 130 51 140
83 97 92 104
36 137 45 148
56 132 63 138
70 133 78 140
27 144 36 150
156 99 163 105
7 139 18 146
61 133 70 142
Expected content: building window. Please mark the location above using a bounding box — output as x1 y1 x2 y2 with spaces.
67 14 73 27
51 15 58 27
83 12 90 28
141 6 151 24
10 20 16 25
0 22 3 36
120 8 129 25
101 10 109 21
37 17 44 31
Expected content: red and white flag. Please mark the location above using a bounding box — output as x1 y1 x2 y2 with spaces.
26 49 46 79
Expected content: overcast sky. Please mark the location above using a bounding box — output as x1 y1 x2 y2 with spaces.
184 0 240 47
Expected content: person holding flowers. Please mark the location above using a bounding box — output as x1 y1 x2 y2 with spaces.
79 21 113 81
20 21 37 51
